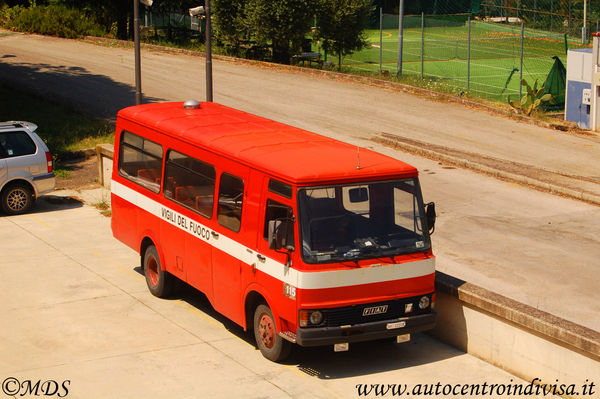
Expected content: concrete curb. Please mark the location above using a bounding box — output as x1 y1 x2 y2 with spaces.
435 272 600 360
374 134 600 206
433 272 600 393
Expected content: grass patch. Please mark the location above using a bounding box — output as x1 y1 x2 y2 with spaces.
53 168 72 179
0 84 114 162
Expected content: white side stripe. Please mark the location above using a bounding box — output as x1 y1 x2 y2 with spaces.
111 180 434 290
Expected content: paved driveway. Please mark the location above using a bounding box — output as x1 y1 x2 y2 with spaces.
0 194 556 398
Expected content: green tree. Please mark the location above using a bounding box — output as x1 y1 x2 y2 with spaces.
316 0 372 70
212 0 249 54
244 0 316 64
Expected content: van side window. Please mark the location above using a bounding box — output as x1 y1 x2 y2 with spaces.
118 131 163 193
164 150 216 218
217 173 244 232
263 199 294 250
0 131 36 158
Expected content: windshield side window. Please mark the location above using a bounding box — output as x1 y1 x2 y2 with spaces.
118 131 163 194
0 131 36 158
263 199 295 250
217 173 244 232
164 150 216 218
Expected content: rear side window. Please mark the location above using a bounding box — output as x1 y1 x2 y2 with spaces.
164 150 216 218
217 173 244 232
118 131 163 193
0 131 36 159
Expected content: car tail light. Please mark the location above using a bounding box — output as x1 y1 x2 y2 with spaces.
45 152 53 173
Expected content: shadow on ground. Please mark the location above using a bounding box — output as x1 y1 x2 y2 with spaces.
0 58 165 119
131 265 461 378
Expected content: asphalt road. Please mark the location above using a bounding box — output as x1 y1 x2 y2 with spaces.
0 32 599 332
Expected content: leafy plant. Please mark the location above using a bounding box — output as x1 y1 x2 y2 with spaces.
508 79 552 116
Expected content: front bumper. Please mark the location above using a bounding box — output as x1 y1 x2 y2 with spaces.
295 311 436 347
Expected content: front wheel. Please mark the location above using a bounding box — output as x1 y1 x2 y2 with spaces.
253 304 291 362
143 244 174 298
1 184 34 215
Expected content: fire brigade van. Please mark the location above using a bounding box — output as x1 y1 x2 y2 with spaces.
111 100 437 361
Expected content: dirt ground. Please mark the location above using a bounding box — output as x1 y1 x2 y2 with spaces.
55 156 100 190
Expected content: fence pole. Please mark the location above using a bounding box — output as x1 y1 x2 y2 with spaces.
379 7 383 74
519 22 524 103
421 12 424 78
397 0 404 76
467 16 471 92
583 0 587 44
550 0 553 32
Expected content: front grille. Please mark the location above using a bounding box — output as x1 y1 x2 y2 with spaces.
320 295 431 327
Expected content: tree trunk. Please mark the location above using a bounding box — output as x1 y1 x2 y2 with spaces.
117 15 128 40
272 38 291 64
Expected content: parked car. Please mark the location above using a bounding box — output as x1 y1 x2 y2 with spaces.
0 121 55 215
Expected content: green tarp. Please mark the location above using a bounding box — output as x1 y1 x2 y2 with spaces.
541 56 566 110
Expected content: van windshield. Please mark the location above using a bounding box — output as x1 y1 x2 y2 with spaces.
298 178 431 264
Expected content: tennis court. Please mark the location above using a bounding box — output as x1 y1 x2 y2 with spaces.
339 18 586 100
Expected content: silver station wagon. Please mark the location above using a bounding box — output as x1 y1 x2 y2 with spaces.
0 121 55 215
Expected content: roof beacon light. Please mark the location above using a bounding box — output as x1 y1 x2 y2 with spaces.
183 99 201 110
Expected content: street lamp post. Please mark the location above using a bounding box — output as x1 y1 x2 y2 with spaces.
189 2 213 102
205 0 213 102
134 0 153 105
134 0 142 105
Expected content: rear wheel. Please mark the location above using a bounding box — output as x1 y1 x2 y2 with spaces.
253 304 291 362
1 183 34 215
143 244 173 298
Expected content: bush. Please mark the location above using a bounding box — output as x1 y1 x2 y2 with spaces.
2 4 105 38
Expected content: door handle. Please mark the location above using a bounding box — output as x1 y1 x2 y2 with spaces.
256 254 266 262
211 231 219 239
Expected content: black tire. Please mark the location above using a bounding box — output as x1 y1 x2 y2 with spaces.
253 303 291 362
1 183 34 215
143 244 174 298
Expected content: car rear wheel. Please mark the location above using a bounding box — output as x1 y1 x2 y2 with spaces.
253 303 291 362
1 183 34 215
143 244 174 298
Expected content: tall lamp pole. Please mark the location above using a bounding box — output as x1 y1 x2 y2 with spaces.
205 0 213 102
134 0 142 105
134 0 153 105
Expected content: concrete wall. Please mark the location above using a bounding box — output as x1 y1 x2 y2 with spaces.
433 272 600 396
96 144 113 188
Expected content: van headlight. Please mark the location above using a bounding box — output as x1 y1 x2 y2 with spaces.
309 310 323 325
299 310 324 327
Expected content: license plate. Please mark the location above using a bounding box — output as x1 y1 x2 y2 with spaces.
396 334 411 343
386 321 406 330
334 343 349 352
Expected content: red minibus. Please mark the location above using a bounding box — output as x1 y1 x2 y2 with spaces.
111 100 437 361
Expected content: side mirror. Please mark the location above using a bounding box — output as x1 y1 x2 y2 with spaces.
268 219 294 251
425 202 436 234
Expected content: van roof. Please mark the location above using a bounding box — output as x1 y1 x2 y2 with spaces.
117 102 417 185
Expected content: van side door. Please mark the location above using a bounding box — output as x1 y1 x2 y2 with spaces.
211 165 251 326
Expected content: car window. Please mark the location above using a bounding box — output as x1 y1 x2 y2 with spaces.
0 131 36 159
